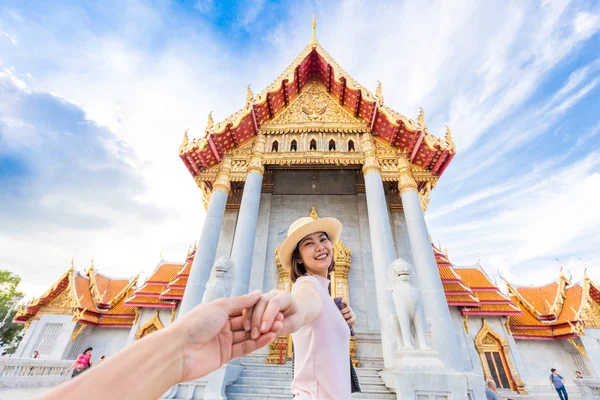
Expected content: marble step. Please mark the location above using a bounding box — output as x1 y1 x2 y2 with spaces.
226 391 396 400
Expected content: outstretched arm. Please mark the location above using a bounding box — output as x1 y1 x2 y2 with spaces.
40 291 282 400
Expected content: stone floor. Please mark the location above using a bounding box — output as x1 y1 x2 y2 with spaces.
0 387 52 400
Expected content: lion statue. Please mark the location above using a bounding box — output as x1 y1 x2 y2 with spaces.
388 258 429 351
202 256 234 303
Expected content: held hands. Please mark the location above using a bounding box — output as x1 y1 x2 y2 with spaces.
171 291 283 382
242 289 307 339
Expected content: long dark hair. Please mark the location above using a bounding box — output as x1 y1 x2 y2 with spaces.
83 347 93 355
290 232 335 282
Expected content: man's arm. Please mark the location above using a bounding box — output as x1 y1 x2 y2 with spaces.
40 291 281 400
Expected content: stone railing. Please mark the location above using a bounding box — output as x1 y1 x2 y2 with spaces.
575 379 600 399
0 358 74 388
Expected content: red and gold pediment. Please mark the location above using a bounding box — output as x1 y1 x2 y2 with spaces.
179 20 456 178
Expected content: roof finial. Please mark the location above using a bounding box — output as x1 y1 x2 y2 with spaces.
417 107 426 130
180 129 189 153
445 126 455 150
310 13 318 46
246 85 254 106
376 81 384 104
205 111 214 131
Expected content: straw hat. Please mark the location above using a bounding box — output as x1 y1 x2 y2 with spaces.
279 217 343 271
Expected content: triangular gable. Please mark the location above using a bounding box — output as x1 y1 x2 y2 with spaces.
179 26 455 176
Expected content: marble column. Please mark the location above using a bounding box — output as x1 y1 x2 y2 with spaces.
397 156 463 370
231 135 266 297
361 132 398 369
178 157 232 317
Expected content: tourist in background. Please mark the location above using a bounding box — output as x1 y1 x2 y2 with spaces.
244 217 357 399
67 347 93 378
31 350 39 358
97 355 106 365
549 368 568 400
485 379 499 400
575 371 583 379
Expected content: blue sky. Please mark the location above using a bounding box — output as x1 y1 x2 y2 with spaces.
0 0 599 296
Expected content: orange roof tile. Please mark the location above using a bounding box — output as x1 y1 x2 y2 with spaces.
124 295 177 307
446 295 480 304
147 263 182 284
439 266 460 281
97 317 134 326
516 282 559 316
455 268 496 289
474 291 510 302
135 285 167 295
169 277 188 287
555 285 583 324
466 304 522 313
160 288 184 298
73 274 99 312
443 283 472 293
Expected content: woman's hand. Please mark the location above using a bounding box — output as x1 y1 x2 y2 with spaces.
172 291 284 382
340 303 356 327
243 289 308 339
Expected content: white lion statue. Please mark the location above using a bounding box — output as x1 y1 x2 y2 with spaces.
202 256 234 303
389 258 429 351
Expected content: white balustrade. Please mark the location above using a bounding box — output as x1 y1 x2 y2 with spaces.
576 379 600 399
0 357 74 388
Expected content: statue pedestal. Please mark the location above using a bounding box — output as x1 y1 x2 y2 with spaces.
379 350 485 400
381 368 473 400
393 349 444 369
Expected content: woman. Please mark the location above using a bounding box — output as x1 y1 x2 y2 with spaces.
245 216 357 399
69 347 93 377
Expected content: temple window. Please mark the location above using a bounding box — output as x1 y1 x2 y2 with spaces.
474 320 526 393
329 139 336 151
291 140 297 152
348 140 355 152
310 139 317 151
272 141 278 152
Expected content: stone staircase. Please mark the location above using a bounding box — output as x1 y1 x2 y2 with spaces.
225 358 396 399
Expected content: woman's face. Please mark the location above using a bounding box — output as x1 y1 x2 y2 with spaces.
297 232 333 277
85 350 92 355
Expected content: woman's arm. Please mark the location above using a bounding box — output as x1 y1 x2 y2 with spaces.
40 291 281 400
245 282 323 339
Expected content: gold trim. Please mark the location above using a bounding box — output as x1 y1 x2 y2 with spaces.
135 311 164 340
70 324 86 342
475 320 527 394
568 338 588 359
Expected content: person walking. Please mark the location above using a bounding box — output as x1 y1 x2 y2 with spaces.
549 368 568 400
68 347 93 378
244 216 358 399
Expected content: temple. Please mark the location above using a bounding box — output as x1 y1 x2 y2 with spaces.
11 16 600 400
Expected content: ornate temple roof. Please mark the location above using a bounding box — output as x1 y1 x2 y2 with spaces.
14 262 138 328
433 244 522 316
179 18 455 178
507 270 600 340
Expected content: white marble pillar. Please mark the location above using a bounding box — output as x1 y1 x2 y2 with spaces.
397 156 463 370
178 157 232 317
231 135 266 297
361 132 399 369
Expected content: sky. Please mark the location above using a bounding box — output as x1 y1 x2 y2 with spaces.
0 0 599 298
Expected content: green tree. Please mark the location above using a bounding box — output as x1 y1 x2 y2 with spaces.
0 270 25 354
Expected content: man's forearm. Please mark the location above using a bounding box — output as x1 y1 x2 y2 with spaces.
42 327 183 400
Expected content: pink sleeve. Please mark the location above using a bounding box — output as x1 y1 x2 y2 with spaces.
291 276 320 296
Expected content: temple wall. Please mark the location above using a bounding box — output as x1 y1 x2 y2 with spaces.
73 327 130 364
16 314 76 360
14 320 39 358
248 193 272 293
514 339 587 386
450 308 479 374
580 329 600 377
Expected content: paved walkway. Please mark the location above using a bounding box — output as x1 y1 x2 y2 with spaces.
0 387 52 400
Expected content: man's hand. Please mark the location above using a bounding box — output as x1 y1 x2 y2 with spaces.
172 291 283 382
242 289 308 339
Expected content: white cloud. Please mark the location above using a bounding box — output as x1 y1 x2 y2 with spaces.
0 0 599 297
